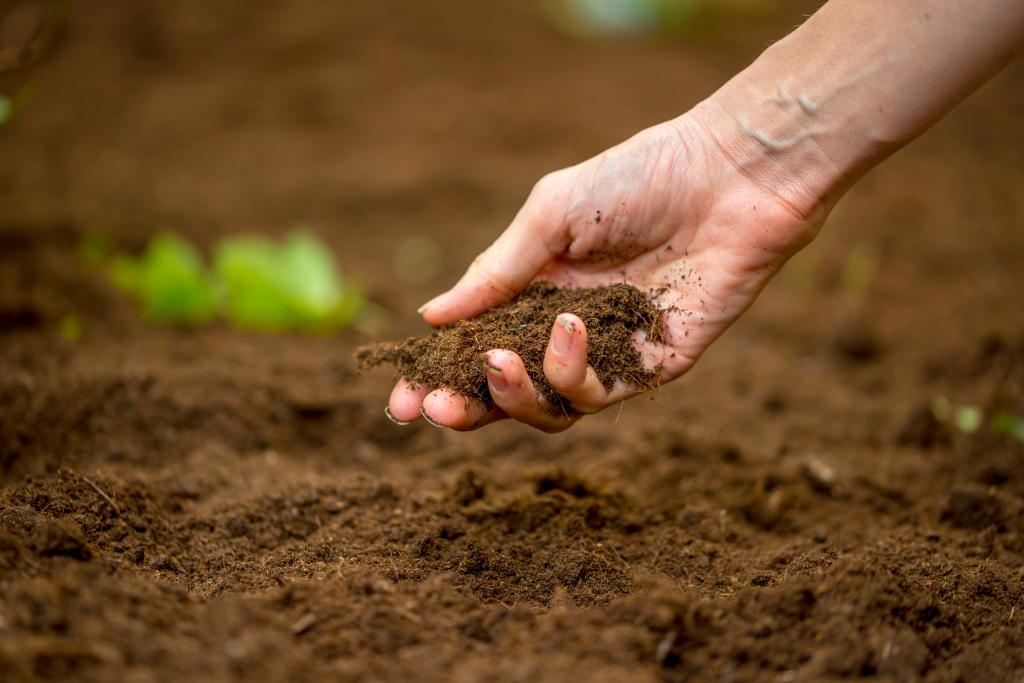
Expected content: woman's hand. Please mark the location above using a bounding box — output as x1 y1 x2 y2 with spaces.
387 110 823 432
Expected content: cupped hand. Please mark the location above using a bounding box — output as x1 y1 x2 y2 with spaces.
387 110 824 432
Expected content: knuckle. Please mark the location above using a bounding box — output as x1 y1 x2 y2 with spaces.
547 373 581 393
467 258 517 302
531 171 561 198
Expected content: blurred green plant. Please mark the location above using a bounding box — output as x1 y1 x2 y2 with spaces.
58 313 82 342
215 232 362 332
931 396 982 433
931 396 1024 443
991 411 1024 444
952 405 983 434
102 230 364 332
542 0 701 37
0 0 69 127
110 232 219 325
540 0 780 39
0 81 37 127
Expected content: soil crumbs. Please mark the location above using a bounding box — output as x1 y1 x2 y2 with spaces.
356 282 663 408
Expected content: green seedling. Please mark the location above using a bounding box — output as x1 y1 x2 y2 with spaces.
991 411 1024 444
0 81 38 128
952 404 983 434
932 396 1024 443
101 230 364 332
109 232 219 325
215 232 362 332
932 397 982 433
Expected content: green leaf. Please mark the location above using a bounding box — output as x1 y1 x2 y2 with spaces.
952 404 983 434
991 411 1024 444
0 81 38 127
109 232 218 324
215 231 362 332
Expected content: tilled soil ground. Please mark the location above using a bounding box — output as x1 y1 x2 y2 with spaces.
2 2 1024 682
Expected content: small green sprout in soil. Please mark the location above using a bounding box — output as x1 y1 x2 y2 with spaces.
104 230 363 332
355 281 663 411
991 411 1024 444
932 396 1024 444
0 81 37 128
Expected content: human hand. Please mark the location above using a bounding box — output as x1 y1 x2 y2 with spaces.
387 108 824 432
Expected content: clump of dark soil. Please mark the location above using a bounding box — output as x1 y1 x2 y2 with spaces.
355 281 663 407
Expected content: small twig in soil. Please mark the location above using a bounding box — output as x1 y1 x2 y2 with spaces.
290 613 318 635
80 473 121 517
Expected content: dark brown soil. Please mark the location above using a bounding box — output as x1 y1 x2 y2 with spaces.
2 2 1024 682
355 281 662 408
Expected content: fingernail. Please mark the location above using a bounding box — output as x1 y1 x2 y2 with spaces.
417 294 442 315
420 407 445 428
551 314 575 356
384 406 412 426
485 355 507 392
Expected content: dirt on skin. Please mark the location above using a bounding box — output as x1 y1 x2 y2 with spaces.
355 282 663 409
3 1 1024 682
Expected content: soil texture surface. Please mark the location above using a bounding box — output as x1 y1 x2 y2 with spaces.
356 281 662 408
2 1 1024 682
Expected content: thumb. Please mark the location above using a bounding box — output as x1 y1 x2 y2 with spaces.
419 179 567 326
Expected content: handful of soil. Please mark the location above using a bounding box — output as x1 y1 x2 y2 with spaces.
355 282 663 410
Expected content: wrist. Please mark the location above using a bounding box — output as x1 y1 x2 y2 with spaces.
687 79 850 225
686 16 909 224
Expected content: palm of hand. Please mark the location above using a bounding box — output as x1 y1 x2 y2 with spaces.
389 118 818 431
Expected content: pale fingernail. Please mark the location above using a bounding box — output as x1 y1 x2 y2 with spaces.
420 407 445 428
551 314 575 356
485 355 507 392
384 406 412 426
417 294 443 315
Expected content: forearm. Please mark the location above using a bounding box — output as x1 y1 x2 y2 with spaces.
692 0 1024 219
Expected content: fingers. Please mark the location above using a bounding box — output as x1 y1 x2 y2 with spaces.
421 389 505 431
542 313 613 413
418 178 568 326
387 315 667 431
388 380 504 430
387 379 430 423
485 350 579 433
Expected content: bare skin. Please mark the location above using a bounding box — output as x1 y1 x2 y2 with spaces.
388 0 1024 432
